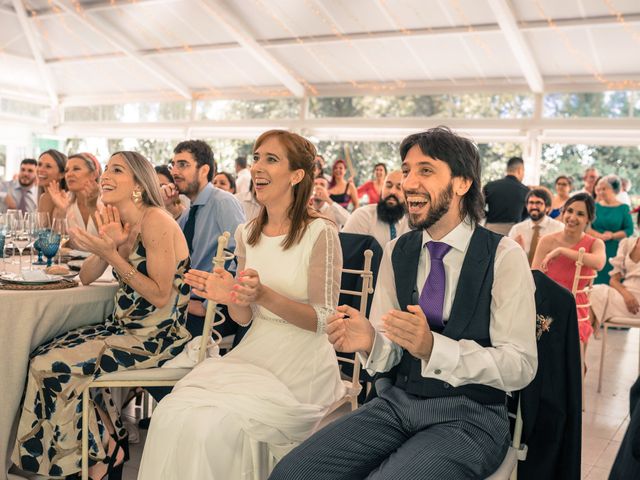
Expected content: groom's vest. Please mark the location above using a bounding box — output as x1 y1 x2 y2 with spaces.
387 226 506 405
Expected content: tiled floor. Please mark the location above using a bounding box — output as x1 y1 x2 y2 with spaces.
121 329 639 480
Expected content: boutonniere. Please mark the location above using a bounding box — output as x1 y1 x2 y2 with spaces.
536 314 554 340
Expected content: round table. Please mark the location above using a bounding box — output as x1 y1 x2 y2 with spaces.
0 259 118 480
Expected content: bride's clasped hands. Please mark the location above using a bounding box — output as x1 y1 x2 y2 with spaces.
184 267 263 306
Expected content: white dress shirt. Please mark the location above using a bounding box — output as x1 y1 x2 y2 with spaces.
361 220 538 392
318 201 350 229
508 216 564 257
342 204 410 247
0 180 38 213
235 168 252 194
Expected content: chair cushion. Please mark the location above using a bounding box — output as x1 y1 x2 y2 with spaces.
485 446 517 479
607 317 640 327
91 367 192 383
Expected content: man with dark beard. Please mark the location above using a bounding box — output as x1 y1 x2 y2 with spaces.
270 127 537 480
508 188 564 265
343 170 409 246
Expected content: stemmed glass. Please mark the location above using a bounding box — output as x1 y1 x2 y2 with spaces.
55 218 69 265
4 210 20 264
0 213 7 274
41 225 62 268
11 215 33 274
32 213 51 266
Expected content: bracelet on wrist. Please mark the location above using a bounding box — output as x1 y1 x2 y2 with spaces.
119 264 137 283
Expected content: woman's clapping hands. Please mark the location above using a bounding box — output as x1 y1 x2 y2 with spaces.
184 268 263 307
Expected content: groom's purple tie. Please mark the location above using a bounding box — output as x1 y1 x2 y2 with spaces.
419 241 452 329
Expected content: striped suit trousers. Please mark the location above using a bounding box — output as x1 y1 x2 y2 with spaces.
270 384 510 480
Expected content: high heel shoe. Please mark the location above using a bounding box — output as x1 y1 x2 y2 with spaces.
87 433 128 480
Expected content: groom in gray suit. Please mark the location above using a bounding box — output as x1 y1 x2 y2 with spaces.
270 127 538 479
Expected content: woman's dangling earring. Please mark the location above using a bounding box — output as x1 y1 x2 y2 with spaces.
132 190 143 204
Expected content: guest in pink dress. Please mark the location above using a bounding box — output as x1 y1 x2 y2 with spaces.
532 193 606 344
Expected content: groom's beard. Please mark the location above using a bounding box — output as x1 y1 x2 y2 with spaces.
377 195 407 225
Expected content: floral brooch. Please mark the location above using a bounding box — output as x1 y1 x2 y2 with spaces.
536 314 554 340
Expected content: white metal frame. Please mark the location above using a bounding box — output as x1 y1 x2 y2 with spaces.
80 232 232 480
326 249 374 414
570 247 597 411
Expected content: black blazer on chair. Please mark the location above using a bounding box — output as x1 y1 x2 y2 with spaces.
515 270 582 480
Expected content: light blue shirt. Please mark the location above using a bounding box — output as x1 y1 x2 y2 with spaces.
178 183 245 272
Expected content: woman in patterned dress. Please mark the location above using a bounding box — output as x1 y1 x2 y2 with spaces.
12 151 190 479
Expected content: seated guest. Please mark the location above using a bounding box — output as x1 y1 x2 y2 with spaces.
588 175 634 285
328 159 359 210
310 175 350 229
154 164 189 211
532 193 606 345
48 152 102 242
508 187 564 264
236 180 261 223
0 158 38 213
591 209 640 324
357 162 387 204
36 149 67 220
137 130 345 479
12 151 191 479
235 155 251 194
163 140 245 338
213 171 236 194
343 170 410 246
550 175 572 219
271 127 537 480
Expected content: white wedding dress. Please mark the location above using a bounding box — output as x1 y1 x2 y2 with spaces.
137 219 346 480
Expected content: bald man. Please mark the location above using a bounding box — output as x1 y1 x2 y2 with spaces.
343 170 410 246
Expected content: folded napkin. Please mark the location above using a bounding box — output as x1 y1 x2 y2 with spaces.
162 336 220 368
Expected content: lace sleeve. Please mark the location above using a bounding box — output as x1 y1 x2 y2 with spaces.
234 224 246 273
308 220 342 334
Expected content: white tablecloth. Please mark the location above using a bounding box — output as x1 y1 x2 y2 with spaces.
0 260 119 480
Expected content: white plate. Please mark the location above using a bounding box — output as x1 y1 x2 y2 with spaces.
0 273 63 285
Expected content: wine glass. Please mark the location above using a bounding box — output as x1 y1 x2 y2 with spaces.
54 218 69 265
11 216 32 274
0 213 7 274
32 213 51 266
41 230 61 268
4 210 19 264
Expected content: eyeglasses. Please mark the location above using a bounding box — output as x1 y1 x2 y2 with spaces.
169 160 193 171
527 201 546 207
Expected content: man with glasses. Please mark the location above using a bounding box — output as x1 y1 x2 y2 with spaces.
508 188 564 265
162 140 245 338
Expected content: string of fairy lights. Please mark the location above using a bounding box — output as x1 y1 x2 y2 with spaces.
4 0 640 103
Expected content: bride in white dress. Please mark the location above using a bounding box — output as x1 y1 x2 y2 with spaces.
137 130 345 480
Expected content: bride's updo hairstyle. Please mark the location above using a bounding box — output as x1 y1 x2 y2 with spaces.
247 129 317 250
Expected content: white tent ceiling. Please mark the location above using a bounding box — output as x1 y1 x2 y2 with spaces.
1 0 640 106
